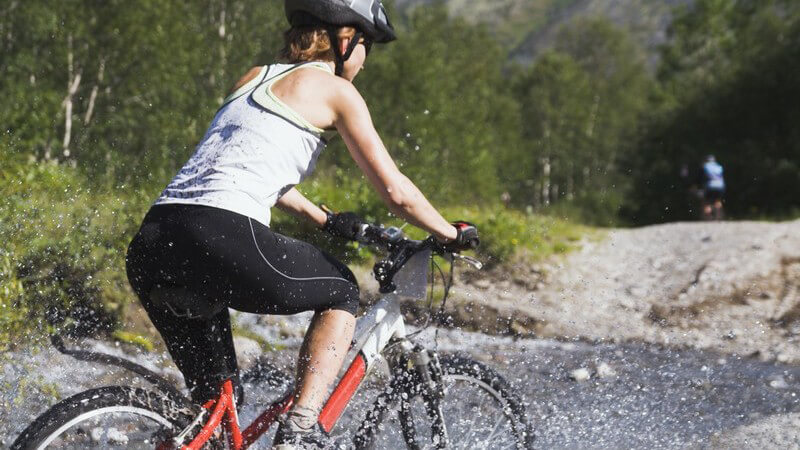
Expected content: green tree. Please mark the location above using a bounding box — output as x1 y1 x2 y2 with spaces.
625 0 800 222
508 18 653 224
0 0 285 183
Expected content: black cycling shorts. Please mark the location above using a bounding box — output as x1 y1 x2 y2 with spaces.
125 204 359 402
704 188 724 202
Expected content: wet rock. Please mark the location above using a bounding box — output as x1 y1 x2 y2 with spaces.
90 427 104 442
768 375 789 389
596 362 617 379
473 278 491 289
570 367 591 382
234 336 262 369
510 320 531 336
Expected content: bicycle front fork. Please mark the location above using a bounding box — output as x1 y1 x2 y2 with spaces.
406 343 450 449
353 341 450 450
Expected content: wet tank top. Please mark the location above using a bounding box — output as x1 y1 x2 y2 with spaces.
155 62 335 226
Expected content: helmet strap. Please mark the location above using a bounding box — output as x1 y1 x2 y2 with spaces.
327 27 364 77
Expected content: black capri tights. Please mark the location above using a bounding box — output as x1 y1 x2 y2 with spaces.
125 204 359 402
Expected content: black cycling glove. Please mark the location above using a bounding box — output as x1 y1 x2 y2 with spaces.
322 211 366 241
443 221 479 252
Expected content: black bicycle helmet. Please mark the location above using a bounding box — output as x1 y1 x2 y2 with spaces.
285 0 396 43
284 0 396 75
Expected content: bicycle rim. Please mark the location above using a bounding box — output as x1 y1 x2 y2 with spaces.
38 406 175 449
411 375 523 449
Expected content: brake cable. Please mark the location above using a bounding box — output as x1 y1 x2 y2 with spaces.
404 252 453 343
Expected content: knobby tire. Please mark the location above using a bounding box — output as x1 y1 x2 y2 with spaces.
11 385 196 449
355 354 534 450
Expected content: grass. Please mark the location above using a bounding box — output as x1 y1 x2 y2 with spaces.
231 323 285 353
112 330 155 352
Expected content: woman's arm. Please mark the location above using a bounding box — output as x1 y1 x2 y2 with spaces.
331 82 457 242
275 187 328 228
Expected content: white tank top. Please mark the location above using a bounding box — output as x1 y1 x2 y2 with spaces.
155 62 335 226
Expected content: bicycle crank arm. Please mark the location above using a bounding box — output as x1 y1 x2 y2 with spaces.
170 409 208 447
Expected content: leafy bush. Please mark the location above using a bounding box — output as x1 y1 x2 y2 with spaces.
0 155 150 348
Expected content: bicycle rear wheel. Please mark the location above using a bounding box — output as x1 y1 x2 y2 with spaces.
11 385 196 449
359 355 534 450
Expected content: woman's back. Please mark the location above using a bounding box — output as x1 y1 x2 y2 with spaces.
155 62 335 226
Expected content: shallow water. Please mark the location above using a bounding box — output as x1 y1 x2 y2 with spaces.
2 321 799 448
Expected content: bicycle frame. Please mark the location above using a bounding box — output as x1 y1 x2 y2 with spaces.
171 250 429 450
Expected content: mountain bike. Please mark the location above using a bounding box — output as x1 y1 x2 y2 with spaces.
12 223 534 449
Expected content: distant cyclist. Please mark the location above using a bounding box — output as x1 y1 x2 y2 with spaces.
125 0 477 448
696 154 725 220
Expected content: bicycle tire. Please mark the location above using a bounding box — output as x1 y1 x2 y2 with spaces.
11 385 197 449
357 354 534 450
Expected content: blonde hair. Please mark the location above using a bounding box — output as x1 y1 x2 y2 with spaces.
280 26 357 63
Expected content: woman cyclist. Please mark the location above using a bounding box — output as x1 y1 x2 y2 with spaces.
125 0 478 447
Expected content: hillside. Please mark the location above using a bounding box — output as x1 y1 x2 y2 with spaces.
396 0 691 64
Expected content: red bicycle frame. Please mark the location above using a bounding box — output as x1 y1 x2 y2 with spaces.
168 245 433 449
171 353 369 450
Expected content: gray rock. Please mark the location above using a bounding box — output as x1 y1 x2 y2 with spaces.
596 362 617 379
233 335 263 369
570 367 591 382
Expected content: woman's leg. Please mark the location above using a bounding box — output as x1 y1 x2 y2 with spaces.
148 208 361 439
292 309 356 415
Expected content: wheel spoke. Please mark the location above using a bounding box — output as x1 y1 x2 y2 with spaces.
478 414 509 448
357 356 531 450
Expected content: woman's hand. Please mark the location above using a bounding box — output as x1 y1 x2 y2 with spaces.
441 221 480 252
322 211 366 241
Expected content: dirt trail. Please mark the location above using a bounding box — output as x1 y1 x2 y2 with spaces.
422 220 800 363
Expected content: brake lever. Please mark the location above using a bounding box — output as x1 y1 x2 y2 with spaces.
451 253 483 270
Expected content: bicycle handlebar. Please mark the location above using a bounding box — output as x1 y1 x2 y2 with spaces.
355 223 482 293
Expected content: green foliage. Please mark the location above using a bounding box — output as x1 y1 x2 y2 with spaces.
231 321 285 352
348 5 520 204
0 153 149 346
1 0 284 181
436 204 589 264
112 330 154 352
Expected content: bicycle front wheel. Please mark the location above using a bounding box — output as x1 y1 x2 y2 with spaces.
361 354 534 450
11 385 196 449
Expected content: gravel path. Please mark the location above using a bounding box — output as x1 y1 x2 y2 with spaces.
446 220 800 363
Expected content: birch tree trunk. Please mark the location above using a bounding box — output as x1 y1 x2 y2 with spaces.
541 156 551 207
84 57 105 125
217 2 227 103
62 34 82 159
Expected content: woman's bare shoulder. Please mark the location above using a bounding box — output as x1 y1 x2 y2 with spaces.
292 66 363 102
228 66 264 95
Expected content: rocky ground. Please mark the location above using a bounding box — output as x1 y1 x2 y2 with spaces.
435 220 800 364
